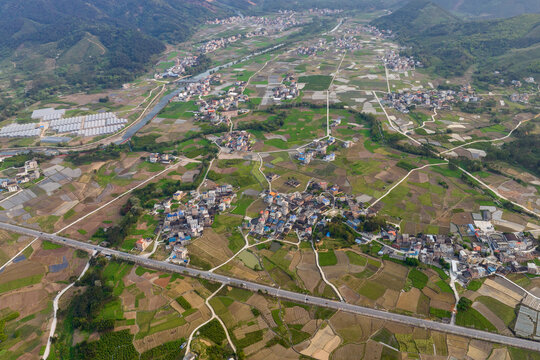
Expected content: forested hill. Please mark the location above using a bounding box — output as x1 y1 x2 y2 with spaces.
371 0 461 36
0 0 248 90
430 0 540 19
371 0 540 84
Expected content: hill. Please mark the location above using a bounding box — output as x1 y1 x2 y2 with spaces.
431 0 540 19
0 0 248 90
371 0 461 36
371 1 540 83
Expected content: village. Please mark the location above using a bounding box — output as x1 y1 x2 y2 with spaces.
206 11 306 33
270 74 300 102
0 159 41 192
334 35 363 52
296 38 327 56
143 184 236 265
244 182 538 289
383 50 421 72
218 131 253 153
131 162 539 294
295 136 352 165
174 73 250 124
360 24 394 39
382 85 480 113
155 55 202 79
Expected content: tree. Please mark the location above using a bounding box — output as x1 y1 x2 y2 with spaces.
405 257 420 267
457 297 472 312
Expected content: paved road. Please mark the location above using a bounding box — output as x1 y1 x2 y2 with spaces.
1 221 540 352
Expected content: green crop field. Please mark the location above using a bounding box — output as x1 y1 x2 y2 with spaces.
456 307 497 332
0 274 44 294
159 101 198 119
42 240 63 250
430 307 452 319
238 250 259 270
318 250 338 266
346 251 367 266
436 280 453 293
476 296 516 326
358 280 386 300
467 279 484 291
298 75 332 90
408 268 428 289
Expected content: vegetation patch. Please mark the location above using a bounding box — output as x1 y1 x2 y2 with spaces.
429 307 452 319
476 296 516 326
298 75 332 90
467 279 484 291
407 268 428 289
435 280 453 293
74 330 138 359
456 307 497 332
318 250 338 266
0 274 43 294
199 319 227 344
42 240 63 250
135 266 156 276
345 251 367 266
358 280 386 300
175 296 192 310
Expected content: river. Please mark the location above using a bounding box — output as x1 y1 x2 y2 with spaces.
115 43 285 144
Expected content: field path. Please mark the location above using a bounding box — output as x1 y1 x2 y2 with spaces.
311 241 344 302
42 251 96 360
56 160 194 234
0 236 38 272
184 284 236 356
370 91 540 218
368 162 446 209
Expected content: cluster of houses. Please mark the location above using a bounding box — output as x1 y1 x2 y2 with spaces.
176 74 222 102
296 138 336 164
248 181 367 240
206 12 305 36
294 137 351 164
383 50 421 72
271 74 299 102
382 87 480 113
248 188 331 239
510 93 530 104
297 39 327 56
511 77 536 87
147 153 176 164
246 12 304 32
0 160 40 192
219 131 253 152
370 209 538 286
194 81 249 124
155 55 200 79
334 36 363 52
198 35 242 54
156 185 236 264
307 8 343 15
361 25 394 39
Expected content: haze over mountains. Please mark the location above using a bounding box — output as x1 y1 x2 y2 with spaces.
431 0 540 19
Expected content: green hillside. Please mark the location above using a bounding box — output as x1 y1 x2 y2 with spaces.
372 0 461 36
371 1 540 83
431 0 540 19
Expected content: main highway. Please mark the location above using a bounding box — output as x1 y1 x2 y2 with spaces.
1 221 539 352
